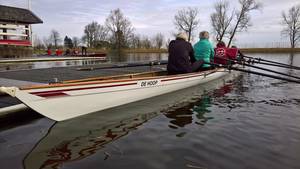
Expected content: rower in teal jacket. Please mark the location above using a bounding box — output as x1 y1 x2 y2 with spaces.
193 31 214 68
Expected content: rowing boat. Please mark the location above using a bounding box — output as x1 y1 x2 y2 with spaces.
22 77 236 169
0 67 236 121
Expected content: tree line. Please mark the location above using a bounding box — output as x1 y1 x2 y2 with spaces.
34 0 300 51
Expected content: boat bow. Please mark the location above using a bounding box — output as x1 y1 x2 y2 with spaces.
0 86 18 97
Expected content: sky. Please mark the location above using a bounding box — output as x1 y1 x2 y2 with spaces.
0 0 299 47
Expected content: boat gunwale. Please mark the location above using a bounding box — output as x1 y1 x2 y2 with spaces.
20 68 225 91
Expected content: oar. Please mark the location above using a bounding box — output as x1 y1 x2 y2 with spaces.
215 56 300 80
248 60 300 70
234 60 300 80
229 66 300 84
77 60 168 71
207 60 300 84
243 55 300 70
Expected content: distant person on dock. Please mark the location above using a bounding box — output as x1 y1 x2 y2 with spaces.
167 32 204 75
65 49 71 56
81 45 87 56
193 31 214 70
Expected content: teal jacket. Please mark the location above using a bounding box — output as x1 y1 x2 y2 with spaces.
193 39 214 68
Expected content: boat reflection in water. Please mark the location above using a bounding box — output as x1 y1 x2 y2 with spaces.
23 71 240 169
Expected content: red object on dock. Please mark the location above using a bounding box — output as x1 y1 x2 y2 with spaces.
55 49 63 56
47 49 51 55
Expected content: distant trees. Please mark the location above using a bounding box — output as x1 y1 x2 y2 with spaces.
154 33 164 49
211 0 233 41
130 34 142 49
210 0 261 46
227 0 261 47
50 29 61 48
282 4 300 48
105 8 134 50
82 21 108 48
174 7 200 42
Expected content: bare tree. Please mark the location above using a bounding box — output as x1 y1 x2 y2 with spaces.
154 33 164 49
141 36 152 49
82 21 108 48
130 34 142 49
72 37 80 48
227 0 261 47
105 8 134 50
43 36 53 49
50 29 61 48
211 0 234 41
282 4 300 48
174 7 200 42
33 35 44 49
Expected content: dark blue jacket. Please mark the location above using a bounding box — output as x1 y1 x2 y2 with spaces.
167 39 195 75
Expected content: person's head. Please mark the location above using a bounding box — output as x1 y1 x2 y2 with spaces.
176 32 188 41
217 41 226 48
231 45 237 48
199 31 209 40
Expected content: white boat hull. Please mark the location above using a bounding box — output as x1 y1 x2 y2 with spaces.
1 68 232 121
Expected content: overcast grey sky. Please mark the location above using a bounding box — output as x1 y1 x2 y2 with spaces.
0 0 299 46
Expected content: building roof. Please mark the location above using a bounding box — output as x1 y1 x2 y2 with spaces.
0 5 43 24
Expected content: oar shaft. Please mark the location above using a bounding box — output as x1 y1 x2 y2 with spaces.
214 56 300 80
252 60 300 70
241 62 300 80
206 57 300 83
229 67 300 84
243 55 300 70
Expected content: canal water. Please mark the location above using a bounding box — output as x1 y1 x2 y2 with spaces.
0 53 300 169
0 53 168 72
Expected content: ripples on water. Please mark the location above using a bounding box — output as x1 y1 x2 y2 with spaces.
0 54 300 169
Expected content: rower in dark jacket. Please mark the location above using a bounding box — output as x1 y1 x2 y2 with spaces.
167 32 203 75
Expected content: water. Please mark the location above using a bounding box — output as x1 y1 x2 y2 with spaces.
0 53 300 169
0 53 168 72
0 59 106 72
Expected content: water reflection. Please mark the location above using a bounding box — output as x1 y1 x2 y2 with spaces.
23 110 159 169
109 52 168 62
0 60 107 71
164 84 233 129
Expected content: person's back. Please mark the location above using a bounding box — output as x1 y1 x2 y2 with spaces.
194 31 214 68
167 33 195 75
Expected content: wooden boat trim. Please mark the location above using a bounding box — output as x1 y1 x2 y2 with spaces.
29 82 138 97
21 71 163 90
21 69 222 91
